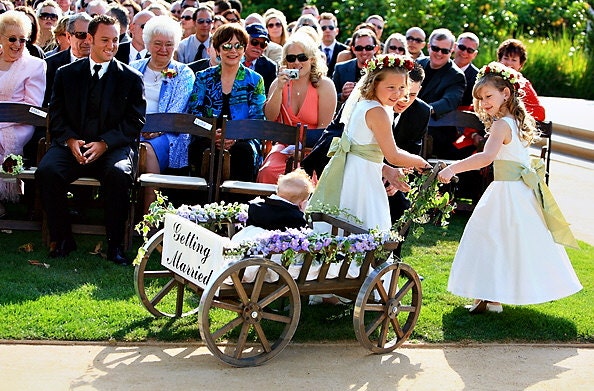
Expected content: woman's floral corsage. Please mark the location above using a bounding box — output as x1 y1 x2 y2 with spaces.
1 154 24 176
365 54 415 73
161 68 178 79
477 61 523 90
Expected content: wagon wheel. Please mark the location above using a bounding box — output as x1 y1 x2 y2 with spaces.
353 260 422 353
134 230 202 318
199 258 301 367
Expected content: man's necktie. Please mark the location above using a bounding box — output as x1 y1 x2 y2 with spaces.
244 59 252 68
324 47 331 65
91 64 101 84
194 43 205 61
135 51 142 60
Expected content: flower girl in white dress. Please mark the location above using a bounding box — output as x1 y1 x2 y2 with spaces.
438 62 582 314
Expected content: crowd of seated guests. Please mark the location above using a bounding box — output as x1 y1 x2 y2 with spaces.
0 0 549 263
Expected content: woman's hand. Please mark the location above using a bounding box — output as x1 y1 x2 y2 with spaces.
438 165 456 183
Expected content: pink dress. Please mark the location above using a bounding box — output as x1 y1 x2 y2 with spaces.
0 52 46 201
257 82 318 184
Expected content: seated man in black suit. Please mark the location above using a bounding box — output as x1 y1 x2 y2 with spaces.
114 10 154 64
36 15 146 264
245 168 313 231
416 28 465 158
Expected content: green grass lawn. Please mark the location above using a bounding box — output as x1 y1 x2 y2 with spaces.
0 214 591 344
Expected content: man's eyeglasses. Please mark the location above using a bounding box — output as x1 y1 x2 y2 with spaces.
220 42 244 51
196 18 213 24
70 31 87 40
3 35 27 43
267 22 282 29
39 12 59 21
354 44 376 52
285 53 308 63
180 15 193 21
151 41 175 49
389 45 406 53
406 36 424 44
457 43 477 54
250 39 267 49
430 45 452 55
321 25 335 31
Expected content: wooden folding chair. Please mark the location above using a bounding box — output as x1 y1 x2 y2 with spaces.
217 119 306 199
138 113 222 203
536 120 553 184
0 103 48 231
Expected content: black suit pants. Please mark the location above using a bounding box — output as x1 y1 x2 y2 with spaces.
36 145 135 246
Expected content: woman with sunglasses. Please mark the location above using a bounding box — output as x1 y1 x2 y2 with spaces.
187 23 266 183
129 16 195 212
263 10 287 47
178 6 196 39
35 0 62 53
257 31 336 184
383 33 409 56
221 8 240 24
0 10 46 217
15 6 45 58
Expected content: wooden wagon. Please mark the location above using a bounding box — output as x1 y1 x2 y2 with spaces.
134 165 447 367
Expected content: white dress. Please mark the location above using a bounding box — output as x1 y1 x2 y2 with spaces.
339 99 392 231
447 117 582 305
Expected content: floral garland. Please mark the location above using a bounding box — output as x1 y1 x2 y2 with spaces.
477 61 522 90
365 54 415 73
1 154 24 176
161 68 177 79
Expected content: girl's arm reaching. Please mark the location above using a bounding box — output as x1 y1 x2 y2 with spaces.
438 117 512 183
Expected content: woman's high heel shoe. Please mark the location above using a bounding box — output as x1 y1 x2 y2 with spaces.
466 300 488 314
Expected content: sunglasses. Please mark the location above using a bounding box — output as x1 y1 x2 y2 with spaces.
226 18 239 23
389 45 406 53
4 35 27 43
285 53 308 63
321 25 335 31
72 31 88 40
250 38 267 49
406 36 424 44
172 10 182 14
354 44 376 52
267 22 282 28
196 18 213 24
220 42 244 51
0 9 6 14
39 12 59 20
430 45 452 55
370 23 383 31
457 43 477 54
180 15 193 21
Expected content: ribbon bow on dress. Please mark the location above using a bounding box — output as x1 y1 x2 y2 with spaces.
494 159 579 248
309 134 383 208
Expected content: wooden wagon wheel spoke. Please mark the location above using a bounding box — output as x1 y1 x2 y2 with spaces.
233 322 251 359
387 267 401 298
253 323 272 353
210 298 243 313
211 316 244 341
250 265 268 302
361 302 384 312
149 278 178 307
258 285 290 308
230 272 250 304
365 312 386 337
393 279 415 302
260 310 292 324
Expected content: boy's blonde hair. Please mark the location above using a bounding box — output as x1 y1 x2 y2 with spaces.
276 168 314 205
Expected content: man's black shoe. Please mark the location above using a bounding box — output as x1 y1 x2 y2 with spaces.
107 246 130 266
48 238 77 258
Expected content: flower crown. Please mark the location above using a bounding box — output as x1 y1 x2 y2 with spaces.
477 62 522 89
365 54 415 73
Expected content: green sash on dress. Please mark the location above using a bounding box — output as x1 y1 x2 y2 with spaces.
309 133 383 208
493 159 579 248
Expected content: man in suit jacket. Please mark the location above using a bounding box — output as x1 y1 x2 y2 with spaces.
115 10 154 64
36 15 146 264
453 32 480 108
319 12 347 78
43 12 92 107
241 23 277 93
417 28 465 158
332 28 379 103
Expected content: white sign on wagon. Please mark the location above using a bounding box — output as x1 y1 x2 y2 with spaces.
162 214 225 291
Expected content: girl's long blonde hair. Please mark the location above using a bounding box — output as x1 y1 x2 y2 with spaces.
473 73 539 144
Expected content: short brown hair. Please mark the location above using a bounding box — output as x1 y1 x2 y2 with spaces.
497 38 527 66
211 22 248 49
